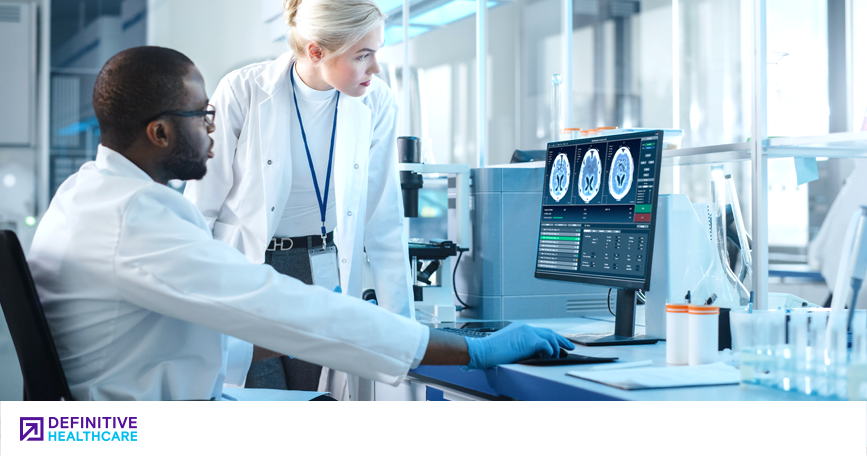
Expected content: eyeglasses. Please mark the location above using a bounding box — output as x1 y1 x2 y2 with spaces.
148 104 216 126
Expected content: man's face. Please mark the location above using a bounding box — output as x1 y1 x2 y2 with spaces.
161 67 215 181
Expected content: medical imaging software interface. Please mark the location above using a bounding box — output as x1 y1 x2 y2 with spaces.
535 132 660 286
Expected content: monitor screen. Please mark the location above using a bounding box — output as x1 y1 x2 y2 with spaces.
534 131 664 290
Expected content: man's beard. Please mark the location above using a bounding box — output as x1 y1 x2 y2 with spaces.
161 124 208 181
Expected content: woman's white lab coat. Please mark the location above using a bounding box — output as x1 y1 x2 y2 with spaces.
184 52 415 398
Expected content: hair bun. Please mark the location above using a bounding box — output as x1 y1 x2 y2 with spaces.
284 0 386 62
283 0 302 26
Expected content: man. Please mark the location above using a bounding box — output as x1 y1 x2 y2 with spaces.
28 47 572 400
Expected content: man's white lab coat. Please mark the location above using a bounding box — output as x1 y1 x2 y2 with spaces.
27 146 428 401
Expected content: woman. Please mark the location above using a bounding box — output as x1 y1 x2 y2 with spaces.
184 0 415 398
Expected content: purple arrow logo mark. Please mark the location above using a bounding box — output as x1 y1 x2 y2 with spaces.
20 417 44 441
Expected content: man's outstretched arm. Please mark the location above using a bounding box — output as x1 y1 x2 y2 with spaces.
421 323 574 369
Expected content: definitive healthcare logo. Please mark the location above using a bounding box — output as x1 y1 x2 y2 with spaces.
20 417 43 441
19 415 138 442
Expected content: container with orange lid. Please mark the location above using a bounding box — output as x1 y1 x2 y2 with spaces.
688 305 720 366
593 126 620 137
666 304 689 365
581 129 597 137
562 128 582 140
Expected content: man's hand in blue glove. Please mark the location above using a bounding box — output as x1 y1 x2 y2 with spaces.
463 323 575 370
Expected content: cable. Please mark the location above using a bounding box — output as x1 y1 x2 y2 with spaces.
453 249 470 308
607 288 615 316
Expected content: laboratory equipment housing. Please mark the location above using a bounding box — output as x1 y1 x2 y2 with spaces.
0 0 864 401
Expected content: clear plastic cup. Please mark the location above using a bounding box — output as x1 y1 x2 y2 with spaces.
729 310 756 368
730 310 785 385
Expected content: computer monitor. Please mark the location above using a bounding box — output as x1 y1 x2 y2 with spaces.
534 131 664 346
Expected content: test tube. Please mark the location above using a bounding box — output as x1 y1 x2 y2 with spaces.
767 310 787 388
827 312 849 398
789 311 808 393
852 311 867 365
807 312 829 396
850 311 867 399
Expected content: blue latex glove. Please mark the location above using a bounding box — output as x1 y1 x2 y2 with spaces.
464 323 575 370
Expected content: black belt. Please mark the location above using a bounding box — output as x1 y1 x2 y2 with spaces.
267 231 334 252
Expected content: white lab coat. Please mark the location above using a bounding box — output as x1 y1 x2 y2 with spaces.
27 146 427 401
809 159 867 307
183 52 415 398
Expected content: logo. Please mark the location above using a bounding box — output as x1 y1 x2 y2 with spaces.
17 416 138 442
20 417 44 441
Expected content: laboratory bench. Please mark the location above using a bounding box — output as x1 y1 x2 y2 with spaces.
401 315 824 402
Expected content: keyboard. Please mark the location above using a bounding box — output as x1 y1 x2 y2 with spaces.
438 327 492 338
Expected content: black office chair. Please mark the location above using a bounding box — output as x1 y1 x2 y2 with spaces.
0 230 74 400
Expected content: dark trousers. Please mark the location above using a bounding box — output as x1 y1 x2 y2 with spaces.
244 238 335 391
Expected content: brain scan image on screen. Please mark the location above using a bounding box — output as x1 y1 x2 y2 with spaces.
608 146 634 201
548 153 570 202
577 148 602 203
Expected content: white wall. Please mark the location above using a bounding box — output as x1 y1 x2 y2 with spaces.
376 0 682 166
146 0 290 96
0 0 42 402
378 2 524 166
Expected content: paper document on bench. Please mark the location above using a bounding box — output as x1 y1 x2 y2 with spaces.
566 362 740 390
221 388 328 401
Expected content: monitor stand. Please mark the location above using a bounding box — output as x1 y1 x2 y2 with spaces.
569 289 660 347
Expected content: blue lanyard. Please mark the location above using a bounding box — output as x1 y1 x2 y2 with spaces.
290 62 340 248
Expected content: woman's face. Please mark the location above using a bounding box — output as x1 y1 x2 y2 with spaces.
321 26 383 97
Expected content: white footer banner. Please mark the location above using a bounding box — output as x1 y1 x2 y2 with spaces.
2 401 866 454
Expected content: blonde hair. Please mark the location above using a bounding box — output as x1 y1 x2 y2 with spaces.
283 0 385 63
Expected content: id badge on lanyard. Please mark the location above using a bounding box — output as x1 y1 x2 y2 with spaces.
309 245 341 291
291 62 343 292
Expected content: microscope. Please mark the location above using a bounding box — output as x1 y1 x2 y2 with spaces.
398 136 470 322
